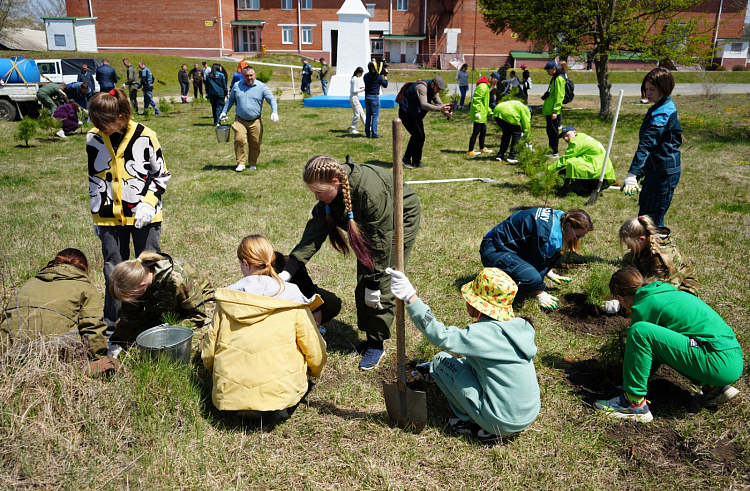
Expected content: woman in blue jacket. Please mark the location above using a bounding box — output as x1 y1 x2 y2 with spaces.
480 208 593 309
206 63 228 125
620 68 682 227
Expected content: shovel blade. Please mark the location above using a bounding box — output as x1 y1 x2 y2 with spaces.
586 189 600 205
383 382 427 433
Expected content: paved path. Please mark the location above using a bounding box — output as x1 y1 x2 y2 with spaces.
423 83 750 97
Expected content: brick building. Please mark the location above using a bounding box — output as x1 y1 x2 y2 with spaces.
65 0 746 69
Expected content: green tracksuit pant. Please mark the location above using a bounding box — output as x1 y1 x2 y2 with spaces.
623 321 744 397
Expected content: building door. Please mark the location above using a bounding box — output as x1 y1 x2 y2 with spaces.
234 26 260 52
390 42 401 63
405 42 417 64
331 30 338 66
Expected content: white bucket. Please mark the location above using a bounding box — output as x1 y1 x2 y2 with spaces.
215 125 231 143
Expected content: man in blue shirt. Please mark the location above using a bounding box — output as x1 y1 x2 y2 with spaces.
95 59 118 93
137 61 160 115
220 66 279 172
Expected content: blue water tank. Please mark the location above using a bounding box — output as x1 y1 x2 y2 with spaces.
0 57 41 84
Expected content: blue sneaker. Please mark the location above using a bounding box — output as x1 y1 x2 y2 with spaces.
358 346 385 370
594 393 653 422
701 385 740 406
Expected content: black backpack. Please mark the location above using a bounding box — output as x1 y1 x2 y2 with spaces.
561 75 575 104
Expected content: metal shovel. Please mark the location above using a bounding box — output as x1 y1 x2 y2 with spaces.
382 118 427 433
587 89 624 205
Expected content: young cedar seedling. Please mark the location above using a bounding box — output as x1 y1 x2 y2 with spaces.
14 117 37 147
583 265 614 308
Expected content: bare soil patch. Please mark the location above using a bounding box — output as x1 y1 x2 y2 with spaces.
551 293 630 336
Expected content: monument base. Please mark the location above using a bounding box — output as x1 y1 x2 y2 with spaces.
303 95 397 109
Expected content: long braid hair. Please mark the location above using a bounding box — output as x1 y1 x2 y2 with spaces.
303 155 374 271
619 215 674 279
237 235 284 296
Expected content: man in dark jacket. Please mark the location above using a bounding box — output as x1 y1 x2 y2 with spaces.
362 61 388 138
77 63 96 107
95 59 118 93
137 61 160 115
178 64 190 103
398 76 450 169
188 63 204 98
122 58 139 113
301 60 312 95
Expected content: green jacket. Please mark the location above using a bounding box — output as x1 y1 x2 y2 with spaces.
37 83 66 100
542 74 565 116
470 78 491 123
492 100 531 135
406 299 540 435
125 65 138 87
548 132 615 184
290 163 421 290
1 263 108 358
319 64 330 81
111 254 215 344
632 282 740 351
623 228 698 295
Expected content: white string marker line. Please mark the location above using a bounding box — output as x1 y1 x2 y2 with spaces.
405 177 496 184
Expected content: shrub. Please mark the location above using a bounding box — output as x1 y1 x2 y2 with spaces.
256 69 273 83
715 65 727 71
518 144 562 199
158 97 173 115
14 116 37 147
582 265 614 307
273 87 283 99
36 108 61 136
731 64 750 72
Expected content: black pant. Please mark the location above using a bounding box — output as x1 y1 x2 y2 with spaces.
273 253 342 325
468 122 486 152
545 114 561 154
399 108 426 164
180 82 189 100
193 81 203 98
495 117 522 158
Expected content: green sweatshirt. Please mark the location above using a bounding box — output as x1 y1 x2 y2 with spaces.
470 79 491 123
632 282 740 351
406 299 540 434
492 100 531 135
1 263 108 358
542 74 565 116
547 131 615 184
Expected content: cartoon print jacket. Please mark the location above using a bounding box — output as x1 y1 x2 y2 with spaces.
87 121 171 227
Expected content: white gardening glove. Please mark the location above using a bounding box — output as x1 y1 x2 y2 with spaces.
279 271 292 282
364 288 384 310
133 202 155 229
475 113 481 120
218 112 227 123
620 173 641 195
546 270 572 285
602 299 621 314
386 268 417 303
271 113 279 123
536 291 559 310
121 83 125 89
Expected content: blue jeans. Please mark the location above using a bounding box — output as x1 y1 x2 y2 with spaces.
365 95 381 137
143 89 159 113
639 171 681 227
459 85 468 106
480 236 546 295
321 79 329 96
209 95 225 125
301 75 311 94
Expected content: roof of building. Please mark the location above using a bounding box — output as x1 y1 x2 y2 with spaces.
0 27 48 51
383 34 426 40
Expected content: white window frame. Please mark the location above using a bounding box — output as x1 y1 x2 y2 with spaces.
234 26 261 52
300 0 312 10
397 0 407 11
282 25 294 44
281 0 292 9
366 3 375 18
302 25 313 44
371 38 383 54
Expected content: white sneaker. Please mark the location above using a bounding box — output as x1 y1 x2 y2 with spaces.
546 153 560 159
56 129 66 138
235 164 246 172
248 165 257 171
349 129 359 134
506 157 519 164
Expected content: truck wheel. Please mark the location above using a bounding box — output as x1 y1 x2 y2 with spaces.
0 100 18 122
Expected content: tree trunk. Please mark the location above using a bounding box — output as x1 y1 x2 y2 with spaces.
595 53 612 119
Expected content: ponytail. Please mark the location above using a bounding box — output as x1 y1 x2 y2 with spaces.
48 248 89 274
237 235 284 296
619 215 674 278
88 87 132 134
303 155 374 271
109 251 165 302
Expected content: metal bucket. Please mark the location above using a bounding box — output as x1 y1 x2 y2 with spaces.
135 325 194 365
215 125 231 143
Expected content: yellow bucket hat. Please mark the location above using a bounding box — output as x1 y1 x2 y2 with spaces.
460 268 517 322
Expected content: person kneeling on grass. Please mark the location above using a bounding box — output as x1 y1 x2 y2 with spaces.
201 235 327 420
594 267 743 422
108 251 215 346
547 126 616 195
388 267 540 441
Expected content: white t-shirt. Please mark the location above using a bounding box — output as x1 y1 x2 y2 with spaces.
350 76 364 96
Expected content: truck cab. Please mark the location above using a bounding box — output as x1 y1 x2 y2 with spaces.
35 58 101 91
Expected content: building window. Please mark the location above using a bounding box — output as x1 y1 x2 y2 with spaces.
371 38 383 54
282 26 293 44
302 26 313 44
54 34 66 47
300 0 311 9
730 42 743 54
366 3 375 18
281 0 291 9
234 26 260 51
237 0 259 9
397 0 407 11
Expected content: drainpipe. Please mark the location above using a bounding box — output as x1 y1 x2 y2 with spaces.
218 0 225 55
297 0 302 53
712 0 724 65
87 0 93 17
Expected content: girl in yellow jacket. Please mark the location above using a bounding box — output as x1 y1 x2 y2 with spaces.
202 235 327 419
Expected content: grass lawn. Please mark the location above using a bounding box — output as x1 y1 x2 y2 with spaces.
0 91 749 489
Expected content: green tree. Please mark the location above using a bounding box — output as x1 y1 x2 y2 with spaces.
479 0 715 117
14 116 37 147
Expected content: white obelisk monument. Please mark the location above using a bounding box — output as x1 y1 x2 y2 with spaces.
327 0 372 97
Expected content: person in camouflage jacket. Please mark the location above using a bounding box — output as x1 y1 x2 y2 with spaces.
109 252 215 344
620 216 698 295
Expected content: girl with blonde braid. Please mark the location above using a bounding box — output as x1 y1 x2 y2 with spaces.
281 155 421 370
603 215 697 314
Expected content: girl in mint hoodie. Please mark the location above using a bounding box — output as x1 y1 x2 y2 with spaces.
388 267 540 441
595 267 743 422
467 76 496 156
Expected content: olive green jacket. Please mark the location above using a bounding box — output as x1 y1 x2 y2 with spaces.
111 255 215 344
1 263 108 357
623 228 699 296
290 163 421 290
